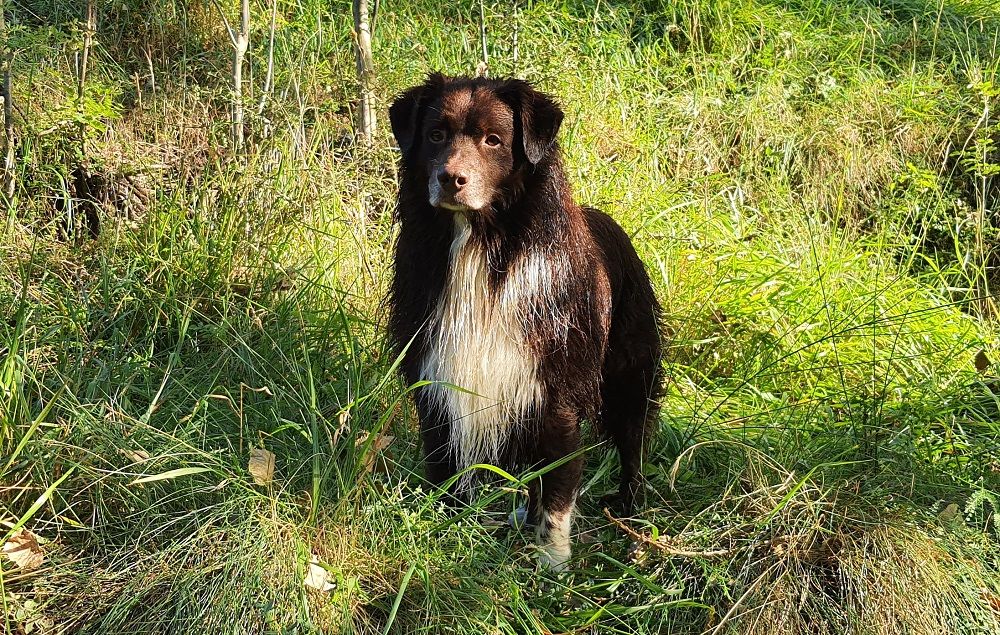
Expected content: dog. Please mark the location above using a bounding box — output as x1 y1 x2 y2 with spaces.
387 73 662 570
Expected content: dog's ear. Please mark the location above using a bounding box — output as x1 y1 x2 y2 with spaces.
500 80 564 165
389 73 446 156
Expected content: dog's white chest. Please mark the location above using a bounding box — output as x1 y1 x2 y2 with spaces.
419 218 544 479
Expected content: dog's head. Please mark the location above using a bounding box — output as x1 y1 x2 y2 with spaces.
389 73 564 213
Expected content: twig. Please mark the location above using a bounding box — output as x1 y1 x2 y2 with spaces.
603 508 734 558
144 45 156 97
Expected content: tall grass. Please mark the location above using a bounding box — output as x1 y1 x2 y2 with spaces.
2 0 999 633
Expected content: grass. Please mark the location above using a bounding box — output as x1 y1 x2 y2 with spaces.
2 0 1000 632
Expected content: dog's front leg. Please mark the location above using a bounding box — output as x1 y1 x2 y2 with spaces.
529 403 583 572
416 394 461 506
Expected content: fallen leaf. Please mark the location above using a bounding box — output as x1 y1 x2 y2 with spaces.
355 432 394 451
3 529 44 570
976 350 990 373
120 448 150 464
332 409 351 447
355 433 395 472
130 466 212 485
248 448 276 485
304 557 335 592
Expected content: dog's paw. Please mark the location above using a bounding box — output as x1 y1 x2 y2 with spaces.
537 542 571 573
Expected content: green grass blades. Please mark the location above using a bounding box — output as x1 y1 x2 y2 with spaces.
2 0 999 633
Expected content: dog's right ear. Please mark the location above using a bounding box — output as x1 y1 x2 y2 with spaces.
389 73 445 157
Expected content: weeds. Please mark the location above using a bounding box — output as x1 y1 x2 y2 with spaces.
1 0 999 633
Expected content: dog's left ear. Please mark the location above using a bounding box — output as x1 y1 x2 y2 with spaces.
500 80 564 165
389 73 445 157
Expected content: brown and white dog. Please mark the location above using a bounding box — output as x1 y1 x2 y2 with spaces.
387 74 662 570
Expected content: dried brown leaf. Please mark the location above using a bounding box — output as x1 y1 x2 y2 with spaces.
332 409 351 447
355 432 394 451
355 432 395 473
248 448 276 485
120 447 150 464
3 529 44 571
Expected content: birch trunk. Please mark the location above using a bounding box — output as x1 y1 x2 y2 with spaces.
232 0 249 150
353 0 375 145
1 0 14 203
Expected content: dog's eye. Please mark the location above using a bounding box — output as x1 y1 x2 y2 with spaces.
484 134 502 147
428 129 447 144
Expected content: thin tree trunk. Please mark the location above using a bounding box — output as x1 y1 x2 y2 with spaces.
512 1 519 69
209 0 250 151
353 0 375 146
256 0 277 118
78 0 94 101
233 0 249 150
478 0 488 76
77 0 99 237
77 0 94 154
1 0 15 203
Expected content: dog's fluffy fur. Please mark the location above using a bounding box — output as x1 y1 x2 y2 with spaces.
388 74 662 569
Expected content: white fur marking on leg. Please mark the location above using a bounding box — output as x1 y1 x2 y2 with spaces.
537 504 574 571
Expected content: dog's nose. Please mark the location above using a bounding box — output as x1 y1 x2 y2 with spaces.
437 169 468 194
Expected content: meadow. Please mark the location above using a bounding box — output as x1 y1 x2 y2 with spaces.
2 0 1000 633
